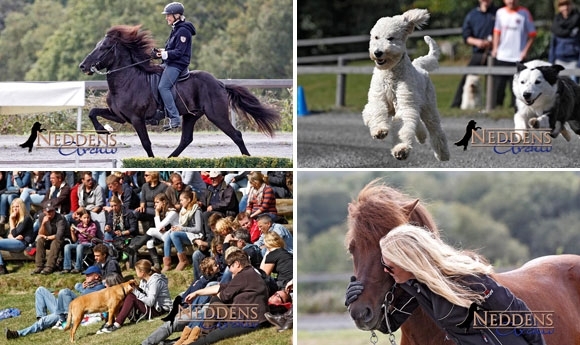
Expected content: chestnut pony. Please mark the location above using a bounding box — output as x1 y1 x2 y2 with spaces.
346 180 580 345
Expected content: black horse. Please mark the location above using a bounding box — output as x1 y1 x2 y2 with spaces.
79 25 280 158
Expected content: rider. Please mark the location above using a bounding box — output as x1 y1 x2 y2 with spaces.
156 2 196 131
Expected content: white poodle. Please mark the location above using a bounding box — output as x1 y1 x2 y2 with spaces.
362 8 450 161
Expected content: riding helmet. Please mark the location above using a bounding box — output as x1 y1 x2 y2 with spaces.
162 2 184 15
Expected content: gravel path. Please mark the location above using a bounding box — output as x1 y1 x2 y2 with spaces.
0 131 293 168
298 112 580 168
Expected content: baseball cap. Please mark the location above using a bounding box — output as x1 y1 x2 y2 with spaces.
83 266 102 276
209 171 221 178
44 202 55 212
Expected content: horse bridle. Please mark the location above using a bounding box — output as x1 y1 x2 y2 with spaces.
90 39 152 75
369 283 415 345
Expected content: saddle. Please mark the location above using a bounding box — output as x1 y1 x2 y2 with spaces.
147 67 191 125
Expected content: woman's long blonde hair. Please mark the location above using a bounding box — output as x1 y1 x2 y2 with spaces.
380 224 493 308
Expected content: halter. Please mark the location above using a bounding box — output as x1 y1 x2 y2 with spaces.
369 283 415 345
90 40 152 75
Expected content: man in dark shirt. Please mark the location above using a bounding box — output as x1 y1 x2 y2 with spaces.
32 202 68 275
200 171 238 234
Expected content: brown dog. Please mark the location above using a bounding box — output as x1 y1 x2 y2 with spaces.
64 279 135 342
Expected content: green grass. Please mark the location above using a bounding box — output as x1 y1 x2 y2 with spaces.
297 60 515 119
0 262 291 345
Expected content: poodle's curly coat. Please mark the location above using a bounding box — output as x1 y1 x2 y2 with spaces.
362 8 450 161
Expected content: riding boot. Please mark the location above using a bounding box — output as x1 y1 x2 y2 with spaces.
148 248 161 271
174 326 193 345
162 256 172 273
175 252 189 271
182 326 201 345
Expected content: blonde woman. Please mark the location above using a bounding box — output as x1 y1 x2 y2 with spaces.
260 231 293 290
164 190 203 271
146 193 179 271
0 198 33 274
346 224 546 345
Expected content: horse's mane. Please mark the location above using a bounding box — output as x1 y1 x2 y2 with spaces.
106 25 163 74
345 179 439 252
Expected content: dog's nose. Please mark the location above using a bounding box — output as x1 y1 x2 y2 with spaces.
374 50 384 58
523 92 532 100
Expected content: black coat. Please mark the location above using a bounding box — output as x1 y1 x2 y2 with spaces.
381 275 546 345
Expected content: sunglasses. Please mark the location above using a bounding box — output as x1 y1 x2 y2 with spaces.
380 257 395 274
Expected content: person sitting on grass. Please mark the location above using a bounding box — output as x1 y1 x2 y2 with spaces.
97 259 172 334
5 265 105 340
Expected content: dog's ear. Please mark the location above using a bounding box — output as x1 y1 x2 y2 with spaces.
537 65 564 85
516 62 527 73
402 8 430 35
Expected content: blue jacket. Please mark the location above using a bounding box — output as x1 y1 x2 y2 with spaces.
380 275 546 345
462 5 498 54
164 20 196 70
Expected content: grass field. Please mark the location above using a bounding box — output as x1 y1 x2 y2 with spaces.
297 59 515 120
0 262 292 345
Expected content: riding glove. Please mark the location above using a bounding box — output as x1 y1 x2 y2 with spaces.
345 276 364 306
150 48 161 59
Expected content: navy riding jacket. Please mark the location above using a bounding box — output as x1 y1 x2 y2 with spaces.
380 275 547 345
164 20 196 70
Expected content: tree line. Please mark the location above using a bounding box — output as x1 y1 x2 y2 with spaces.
298 171 580 274
0 0 292 81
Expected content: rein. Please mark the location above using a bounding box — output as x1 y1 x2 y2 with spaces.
369 282 414 345
90 40 152 75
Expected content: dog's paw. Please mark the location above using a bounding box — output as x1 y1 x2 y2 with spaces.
371 127 389 139
392 144 410 160
528 118 539 128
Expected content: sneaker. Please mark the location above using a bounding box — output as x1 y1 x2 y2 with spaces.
52 320 66 330
31 267 43 275
70 269 81 274
5 328 19 339
59 269 71 274
97 323 120 334
40 267 53 275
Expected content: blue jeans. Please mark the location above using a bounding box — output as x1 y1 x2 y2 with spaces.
56 288 78 319
0 239 26 265
63 242 93 270
20 188 45 211
0 193 17 216
35 286 57 318
166 231 190 256
192 249 209 281
159 65 182 122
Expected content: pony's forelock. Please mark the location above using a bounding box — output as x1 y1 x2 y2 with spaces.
105 25 160 73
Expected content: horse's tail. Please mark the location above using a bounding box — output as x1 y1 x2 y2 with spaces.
225 84 281 137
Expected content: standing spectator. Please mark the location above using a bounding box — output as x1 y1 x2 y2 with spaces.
0 198 34 274
180 171 207 196
245 171 278 220
451 0 498 108
62 208 97 274
267 172 292 198
32 202 67 275
254 214 293 255
549 0 580 83
77 171 106 234
165 189 203 272
20 171 50 212
40 171 71 215
0 171 31 224
491 0 536 109
105 174 140 211
200 171 238 235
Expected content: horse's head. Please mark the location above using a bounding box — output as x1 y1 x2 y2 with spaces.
345 179 438 330
79 25 158 75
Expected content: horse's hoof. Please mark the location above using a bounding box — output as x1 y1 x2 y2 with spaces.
96 129 111 135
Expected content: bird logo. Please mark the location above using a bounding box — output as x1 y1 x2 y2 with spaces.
19 122 46 152
454 120 481 151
